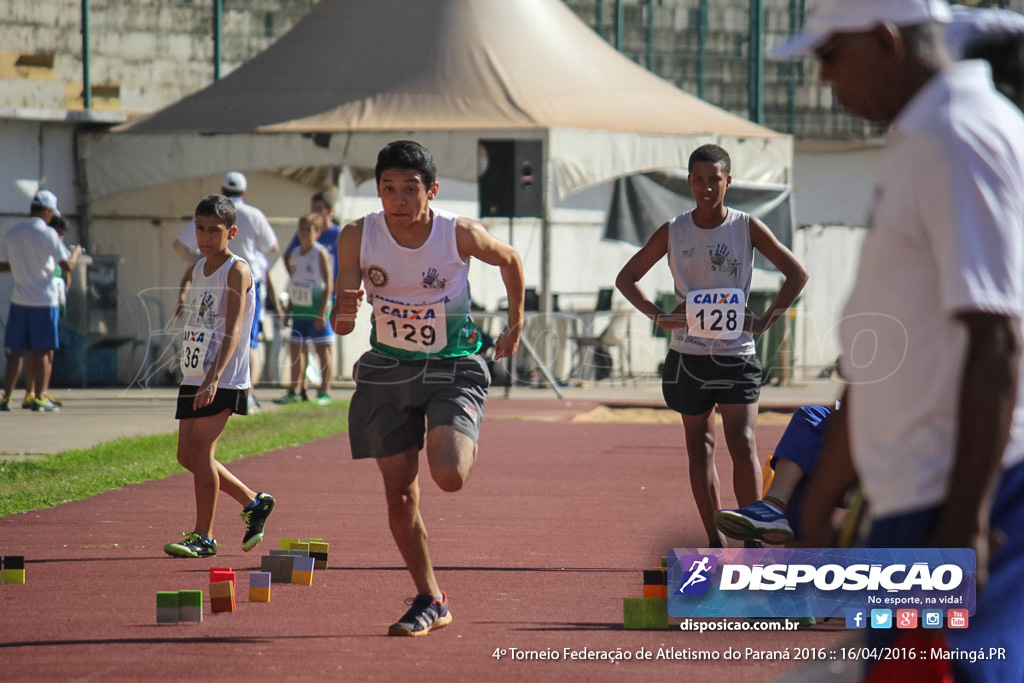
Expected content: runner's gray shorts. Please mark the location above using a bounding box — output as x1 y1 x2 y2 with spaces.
348 350 490 460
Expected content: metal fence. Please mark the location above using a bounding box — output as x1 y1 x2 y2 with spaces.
2 0 1021 136
564 0 1024 138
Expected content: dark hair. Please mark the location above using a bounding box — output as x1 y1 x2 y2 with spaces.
49 214 68 234
964 32 1024 113
374 140 437 188
195 194 236 228
311 190 333 210
688 143 731 175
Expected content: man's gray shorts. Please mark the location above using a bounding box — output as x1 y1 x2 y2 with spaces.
348 350 490 460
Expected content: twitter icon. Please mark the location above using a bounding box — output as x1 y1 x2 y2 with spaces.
870 609 892 629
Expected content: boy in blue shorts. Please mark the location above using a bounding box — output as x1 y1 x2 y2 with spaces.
616 144 807 548
274 213 334 405
330 140 524 636
164 194 275 558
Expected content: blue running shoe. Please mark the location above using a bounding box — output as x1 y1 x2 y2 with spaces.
388 591 452 636
714 500 793 544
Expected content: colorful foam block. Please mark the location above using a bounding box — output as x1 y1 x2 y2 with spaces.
280 538 300 550
209 578 236 613
157 592 180 623
209 567 236 588
308 542 329 570
3 569 26 584
249 571 271 589
178 590 203 623
291 556 314 586
623 598 669 630
1 555 25 584
643 569 667 585
248 572 271 602
261 555 293 583
249 586 271 602
643 584 668 599
288 542 310 553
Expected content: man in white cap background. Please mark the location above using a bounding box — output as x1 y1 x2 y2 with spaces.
0 190 82 412
174 173 279 408
774 1 1024 681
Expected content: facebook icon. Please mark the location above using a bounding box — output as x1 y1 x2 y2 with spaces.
845 609 866 629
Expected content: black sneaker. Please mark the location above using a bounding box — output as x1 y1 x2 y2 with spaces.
240 492 275 551
387 591 452 637
164 532 218 558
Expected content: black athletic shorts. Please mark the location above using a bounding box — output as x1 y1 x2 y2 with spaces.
661 350 761 416
175 386 249 419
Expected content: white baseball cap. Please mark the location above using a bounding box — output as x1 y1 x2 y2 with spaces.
771 0 952 59
222 171 247 192
31 189 60 217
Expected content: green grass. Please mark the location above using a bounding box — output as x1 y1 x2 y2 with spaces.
0 401 348 517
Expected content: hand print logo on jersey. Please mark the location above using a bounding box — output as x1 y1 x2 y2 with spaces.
196 291 217 328
421 267 447 291
708 244 739 276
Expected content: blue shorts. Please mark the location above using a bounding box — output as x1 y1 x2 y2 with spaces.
770 404 833 538
4 303 60 351
249 280 263 349
290 317 334 345
864 461 1024 682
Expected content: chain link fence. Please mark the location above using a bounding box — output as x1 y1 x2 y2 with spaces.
2 0 1021 135
565 0 1023 139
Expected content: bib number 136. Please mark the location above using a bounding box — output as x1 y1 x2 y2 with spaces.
686 287 746 341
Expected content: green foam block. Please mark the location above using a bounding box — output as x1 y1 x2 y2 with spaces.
178 590 203 607
156 592 180 608
623 597 669 629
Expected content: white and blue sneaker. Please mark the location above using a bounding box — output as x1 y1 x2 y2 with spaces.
714 500 793 545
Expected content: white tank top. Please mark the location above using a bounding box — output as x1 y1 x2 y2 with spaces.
666 207 755 356
180 254 256 388
359 208 481 360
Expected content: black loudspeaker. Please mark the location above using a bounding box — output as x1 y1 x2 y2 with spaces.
477 139 543 218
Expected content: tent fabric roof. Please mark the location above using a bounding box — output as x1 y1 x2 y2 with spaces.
122 0 777 139
88 0 790 200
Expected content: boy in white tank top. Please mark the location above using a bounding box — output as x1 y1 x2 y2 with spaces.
330 141 524 636
163 194 275 559
616 144 807 548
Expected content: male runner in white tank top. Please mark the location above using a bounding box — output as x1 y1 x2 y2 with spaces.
616 144 807 548
331 141 524 636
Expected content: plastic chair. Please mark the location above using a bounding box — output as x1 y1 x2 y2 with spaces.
570 309 634 385
123 294 178 387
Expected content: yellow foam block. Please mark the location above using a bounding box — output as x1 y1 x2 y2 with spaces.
249 586 271 602
2 569 26 584
291 570 313 586
280 538 300 550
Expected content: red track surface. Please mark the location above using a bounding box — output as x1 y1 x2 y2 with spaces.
0 399 847 682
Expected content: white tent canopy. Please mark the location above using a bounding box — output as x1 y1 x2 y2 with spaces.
79 0 791 201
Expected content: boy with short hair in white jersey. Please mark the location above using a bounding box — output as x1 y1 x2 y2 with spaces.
616 143 808 548
164 194 275 559
330 140 524 636
274 213 334 405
